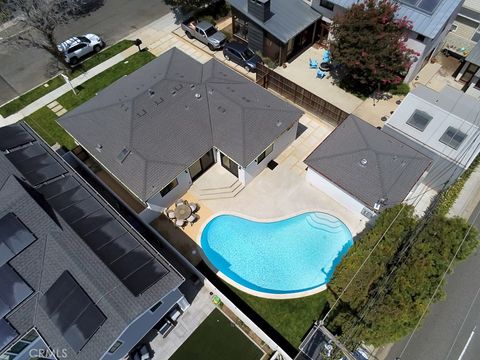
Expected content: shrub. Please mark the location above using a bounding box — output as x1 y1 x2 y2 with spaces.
198 15 216 26
389 83 410 95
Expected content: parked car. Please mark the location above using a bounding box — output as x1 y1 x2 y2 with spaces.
57 33 105 65
223 42 262 72
181 17 226 51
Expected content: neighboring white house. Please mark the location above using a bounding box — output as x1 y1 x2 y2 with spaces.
308 0 463 83
383 85 480 191
304 115 431 218
59 47 303 221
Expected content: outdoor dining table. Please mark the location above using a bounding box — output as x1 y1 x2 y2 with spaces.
174 203 192 221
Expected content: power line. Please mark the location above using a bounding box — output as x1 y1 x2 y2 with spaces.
396 203 480 359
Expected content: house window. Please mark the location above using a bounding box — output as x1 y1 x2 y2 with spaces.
320 0 334 11
475 77 480 90
450 24 458 32
150 300 163 312
406 110 432 131
160 178 178 197
233 16 248 41
108 340 123 354
416 34 425 42
439 126 467 150
256 143 274 164
472 28 480 42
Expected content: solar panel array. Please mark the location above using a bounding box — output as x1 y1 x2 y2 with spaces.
0 319 18 351
0 264 33 319
0 213 36 267
400 0 441 14
39 271 106 353
38 176 169 296
5 143 66 186
0 124 34 151
0 124 169 297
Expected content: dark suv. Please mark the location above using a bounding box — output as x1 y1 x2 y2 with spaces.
223 42 261 72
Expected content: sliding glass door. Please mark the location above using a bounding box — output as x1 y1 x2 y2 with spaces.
220 153 239 178
189 149 215 181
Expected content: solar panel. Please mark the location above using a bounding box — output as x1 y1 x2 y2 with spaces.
0 319 18 351
5 144 66 186
39 271 106 353
399 0 441 14
37 175 168 296
0 264 33 318
0 124 34 151
0 213 36 267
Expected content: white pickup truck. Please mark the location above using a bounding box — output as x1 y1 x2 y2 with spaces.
181 17 227 51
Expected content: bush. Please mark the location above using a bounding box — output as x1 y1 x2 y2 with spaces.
197 0 230 20
198 15 216 26
388 83 410 95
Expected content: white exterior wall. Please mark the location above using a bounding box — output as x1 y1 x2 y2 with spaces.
144 170 192 214
241 121 299 184
466 73 480 99
306 167 366 214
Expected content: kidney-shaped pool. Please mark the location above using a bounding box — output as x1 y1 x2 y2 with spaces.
200 212 353 297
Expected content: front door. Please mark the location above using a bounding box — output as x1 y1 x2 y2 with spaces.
220 153 239 178
460 63 479 83
189 149 215 181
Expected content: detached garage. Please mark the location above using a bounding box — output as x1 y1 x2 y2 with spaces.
304 115 431 218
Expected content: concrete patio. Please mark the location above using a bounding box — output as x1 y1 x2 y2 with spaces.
274 47 363 114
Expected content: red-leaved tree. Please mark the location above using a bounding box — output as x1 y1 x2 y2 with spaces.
330 0 418 96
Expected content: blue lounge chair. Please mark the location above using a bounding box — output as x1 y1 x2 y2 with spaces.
309 58 318 68
316 70 326 79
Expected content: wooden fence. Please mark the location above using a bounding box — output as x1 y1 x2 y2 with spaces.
256 63 349 124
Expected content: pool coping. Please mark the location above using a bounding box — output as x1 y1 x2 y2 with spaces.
196 209 352 300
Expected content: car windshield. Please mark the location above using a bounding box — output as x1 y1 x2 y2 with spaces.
242 48 255 59
77 36 91 43
204 27 216 37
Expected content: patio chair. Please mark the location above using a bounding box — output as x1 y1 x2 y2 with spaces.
175 219 186 227
189 203 198 212
309 58 318 69
167 211 175 219
175 199 185 207
316 70 326 79
186 214 198 225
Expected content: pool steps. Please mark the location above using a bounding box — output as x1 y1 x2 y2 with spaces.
305 214 346 233
197 179 245 200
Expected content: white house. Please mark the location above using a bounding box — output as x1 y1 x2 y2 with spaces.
383 85 480 191
59 47 303 222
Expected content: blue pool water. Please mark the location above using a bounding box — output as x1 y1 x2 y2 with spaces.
200 212 353 295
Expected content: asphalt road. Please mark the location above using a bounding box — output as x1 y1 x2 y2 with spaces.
0 0 171 105
387 203 480 360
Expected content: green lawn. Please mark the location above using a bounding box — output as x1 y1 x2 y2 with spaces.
58 50 155 110
70 39 134 77
230 286 328 348
169 309 263 360
24 107 76 150
0 76 64 118
0 40 134 118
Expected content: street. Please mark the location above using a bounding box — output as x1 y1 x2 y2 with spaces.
0 0 171 105
387 202 480 360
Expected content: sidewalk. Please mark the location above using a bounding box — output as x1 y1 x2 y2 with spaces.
448 166 480 219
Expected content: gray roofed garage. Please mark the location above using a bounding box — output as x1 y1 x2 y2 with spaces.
59 47 303 202
304 115 431 209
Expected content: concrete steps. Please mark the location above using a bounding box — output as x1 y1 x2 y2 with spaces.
196 179 245 200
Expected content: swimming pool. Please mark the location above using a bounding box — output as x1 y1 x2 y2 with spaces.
200 212 353 296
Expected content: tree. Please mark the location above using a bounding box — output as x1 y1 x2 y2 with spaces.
1 0 83 67
330 0 418 96
164 0 211 12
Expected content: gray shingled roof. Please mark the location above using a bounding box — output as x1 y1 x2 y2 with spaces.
59 48 303 202
330 0 462 39
411 85 480 125
0 124 183 360
304 115 431 209
227 0 321 43
466 42 480 66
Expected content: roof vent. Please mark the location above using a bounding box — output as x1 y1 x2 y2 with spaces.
392 155 398 161
276 120 282 127
95 144 103 152
190 84 195 90
185 105 189 110
360 158 368 167
136 109 147 117
175 84 183 91
195 93 202 100
208 89 214 95
154 98 164 106
171 90 177 96
116 148 131 164
217 106 226 113
148 89 155 97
